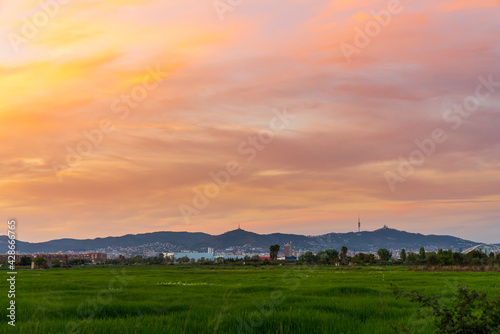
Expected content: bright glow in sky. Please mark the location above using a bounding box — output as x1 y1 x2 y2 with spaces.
1 0 500 243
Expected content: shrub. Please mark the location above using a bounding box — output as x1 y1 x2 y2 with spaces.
391 284 500 333
377 248 392 262
18 256 32 266
426 253 439 266
407 252 417 264
33 257 48 269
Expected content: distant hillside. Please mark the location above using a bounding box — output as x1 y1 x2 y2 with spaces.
191 229 312 250
0 227 488 254
0 231 209 253
314 227 479 252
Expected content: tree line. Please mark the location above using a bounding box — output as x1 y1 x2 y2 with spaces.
296 246 500 267
5 246 499 268
404 247 500 267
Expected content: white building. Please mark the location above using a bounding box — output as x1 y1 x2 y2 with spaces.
162 248 248 262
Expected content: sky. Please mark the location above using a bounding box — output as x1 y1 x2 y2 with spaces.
1 0 499 243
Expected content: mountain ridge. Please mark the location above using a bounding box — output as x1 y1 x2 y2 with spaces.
1 227 495 254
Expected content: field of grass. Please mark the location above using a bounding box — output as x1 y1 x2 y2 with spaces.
1 265 499 333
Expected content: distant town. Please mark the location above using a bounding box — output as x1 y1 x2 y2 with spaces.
2 225 499 269
3 224 495 258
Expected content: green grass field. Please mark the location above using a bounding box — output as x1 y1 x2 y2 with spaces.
1 265 499 333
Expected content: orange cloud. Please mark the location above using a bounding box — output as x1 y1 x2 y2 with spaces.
1 0 499 243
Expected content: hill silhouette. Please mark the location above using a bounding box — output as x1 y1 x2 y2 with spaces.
0 226 490 253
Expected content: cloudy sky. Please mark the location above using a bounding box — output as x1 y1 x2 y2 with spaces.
1 0 499 243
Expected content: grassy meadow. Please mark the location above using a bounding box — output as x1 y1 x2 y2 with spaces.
1 265 499 333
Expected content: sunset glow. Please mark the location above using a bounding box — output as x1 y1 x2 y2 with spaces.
2 0 500 243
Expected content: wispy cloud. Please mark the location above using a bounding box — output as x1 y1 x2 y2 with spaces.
1 0 499 243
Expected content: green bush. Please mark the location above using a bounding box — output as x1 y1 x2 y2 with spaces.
18 256 32 266
33 257 48 269
426 253 439 266
391 284 500 333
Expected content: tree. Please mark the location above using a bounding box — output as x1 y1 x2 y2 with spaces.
298 251 315 263
427 253 439 265
340 246 348 264
325 249 339 264
400 249 406 262
19 256 32 266
377 248 392 262
317 251 329 264
33 257 47 269
269 245 280 260
452 252 464 266
158 253 165 263
176 256 190 263
407 252 417 264
419 247 426 260
51 259 61 268
130 255 144 264
470 249 487 259
437 250 452 265
466 250 487 266
352 253 375 265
